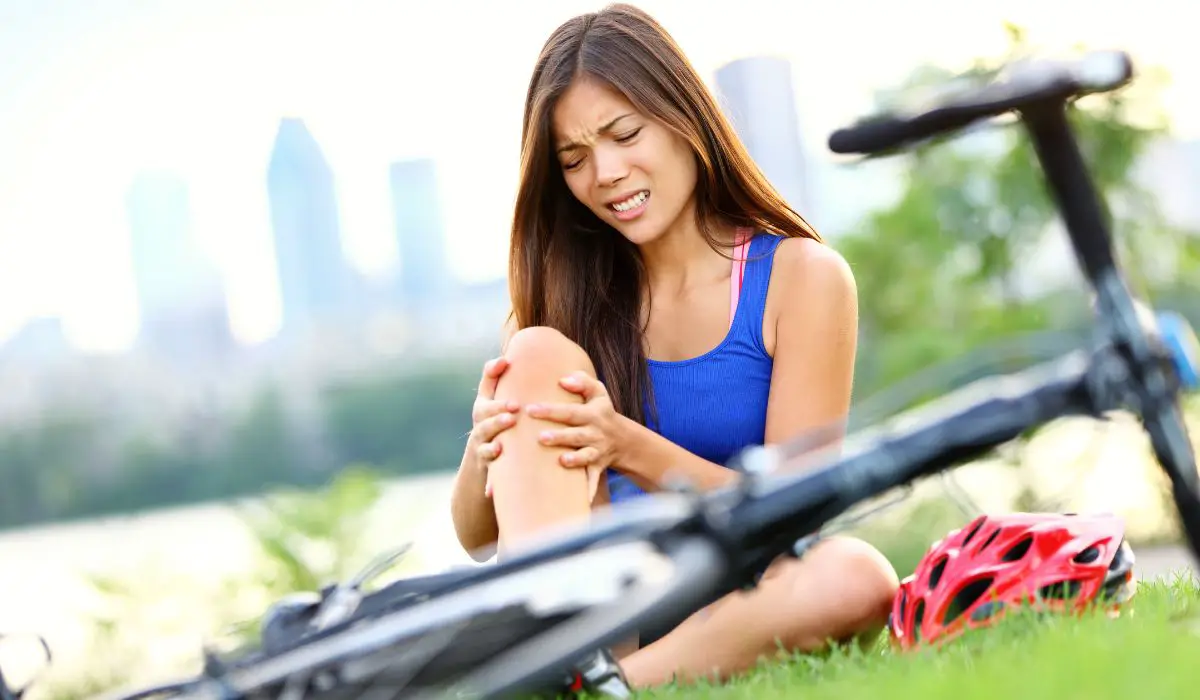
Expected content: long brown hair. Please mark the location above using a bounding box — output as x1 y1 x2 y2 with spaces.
509 3 821 426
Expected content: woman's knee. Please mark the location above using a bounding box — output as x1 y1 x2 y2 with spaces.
499 326 595 395
505 326 593 372
808 535 899 631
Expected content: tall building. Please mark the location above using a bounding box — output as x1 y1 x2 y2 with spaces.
125 170 234 364
714 56 816 224
266 118 355 332
389 158 449 307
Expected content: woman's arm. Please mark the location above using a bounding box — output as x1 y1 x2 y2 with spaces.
761 238 859 459
450 432 500 557
614 417 742 492
449 316 519 558
616 238 859 489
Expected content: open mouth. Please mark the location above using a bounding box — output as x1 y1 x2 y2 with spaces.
608 190 650 220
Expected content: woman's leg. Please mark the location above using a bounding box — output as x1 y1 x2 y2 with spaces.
618 536 900 688
487 326 604 555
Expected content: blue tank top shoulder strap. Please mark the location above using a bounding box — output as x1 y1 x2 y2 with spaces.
726 231 785 355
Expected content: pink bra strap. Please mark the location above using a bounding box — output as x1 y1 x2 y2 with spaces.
729 228 752 329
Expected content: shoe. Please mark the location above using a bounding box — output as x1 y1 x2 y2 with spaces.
560 647 632 698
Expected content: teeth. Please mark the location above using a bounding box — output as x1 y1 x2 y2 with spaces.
612 191 648 212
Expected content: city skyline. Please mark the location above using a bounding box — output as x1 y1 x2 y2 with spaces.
0 0 1196 352
119 122 464 354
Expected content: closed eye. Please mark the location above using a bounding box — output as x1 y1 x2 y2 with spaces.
614 127 642 143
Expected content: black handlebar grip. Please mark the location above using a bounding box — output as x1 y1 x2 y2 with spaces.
827 117 914 155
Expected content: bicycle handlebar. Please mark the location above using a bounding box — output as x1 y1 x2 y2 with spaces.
828 49 1134 156
830 50 1128 156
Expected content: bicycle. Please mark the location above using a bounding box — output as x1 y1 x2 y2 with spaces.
8 47 1199 700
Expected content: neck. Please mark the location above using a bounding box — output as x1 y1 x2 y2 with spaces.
639 210 737 294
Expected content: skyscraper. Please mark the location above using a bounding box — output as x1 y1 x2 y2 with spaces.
714 56 816 223
389 158 449 307
125 170 233 363
266 117 355 331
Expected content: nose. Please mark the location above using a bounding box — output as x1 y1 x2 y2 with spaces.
592 145 628 188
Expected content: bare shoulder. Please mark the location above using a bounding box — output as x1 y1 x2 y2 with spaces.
764 237 857 353
777 235 854 290
773 236 857 307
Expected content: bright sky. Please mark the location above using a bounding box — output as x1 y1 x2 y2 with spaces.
0 0 1195 351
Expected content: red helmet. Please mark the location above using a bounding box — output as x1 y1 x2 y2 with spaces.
887 512 1137 650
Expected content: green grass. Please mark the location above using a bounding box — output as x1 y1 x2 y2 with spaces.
634 575 1200 699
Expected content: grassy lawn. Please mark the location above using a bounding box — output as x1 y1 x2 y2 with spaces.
636 575 1200 699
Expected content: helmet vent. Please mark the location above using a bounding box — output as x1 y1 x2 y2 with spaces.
1073 545 1101 565
1039 579 1084 600
1001 535 1033 562
944 576 995 624
928 556 948 590
969 599 1006 623
912 599 926 641
1107 540 1134 574
978 528 1001 552
962 518 986 546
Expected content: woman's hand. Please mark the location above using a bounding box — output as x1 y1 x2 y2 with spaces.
470 357 520 497
526 371 629 471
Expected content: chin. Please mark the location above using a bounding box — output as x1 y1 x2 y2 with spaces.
610 219 669 247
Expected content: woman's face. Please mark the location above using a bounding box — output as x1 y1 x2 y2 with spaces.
551 76 699 247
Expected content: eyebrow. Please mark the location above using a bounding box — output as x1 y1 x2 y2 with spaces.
556 114 634 153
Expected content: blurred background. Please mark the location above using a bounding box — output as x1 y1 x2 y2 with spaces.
0 0 1197 696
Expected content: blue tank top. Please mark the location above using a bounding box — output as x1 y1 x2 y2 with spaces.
606 232 784 503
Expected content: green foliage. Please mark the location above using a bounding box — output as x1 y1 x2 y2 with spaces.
321 362 477 471
0 359 481 531
236 465 390 595
44 467 402 699
0 413 100 524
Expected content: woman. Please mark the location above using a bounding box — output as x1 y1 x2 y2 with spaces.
448 2 899 690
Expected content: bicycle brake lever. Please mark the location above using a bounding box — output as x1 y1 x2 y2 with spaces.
311 542 415 630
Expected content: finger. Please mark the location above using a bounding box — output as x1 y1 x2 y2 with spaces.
472 397 519 424
477 357 510 399
525 402 589 426
537 426 594 449
476 411 518 443
561 447 600 468
558 371 607 400
476 440 502 463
